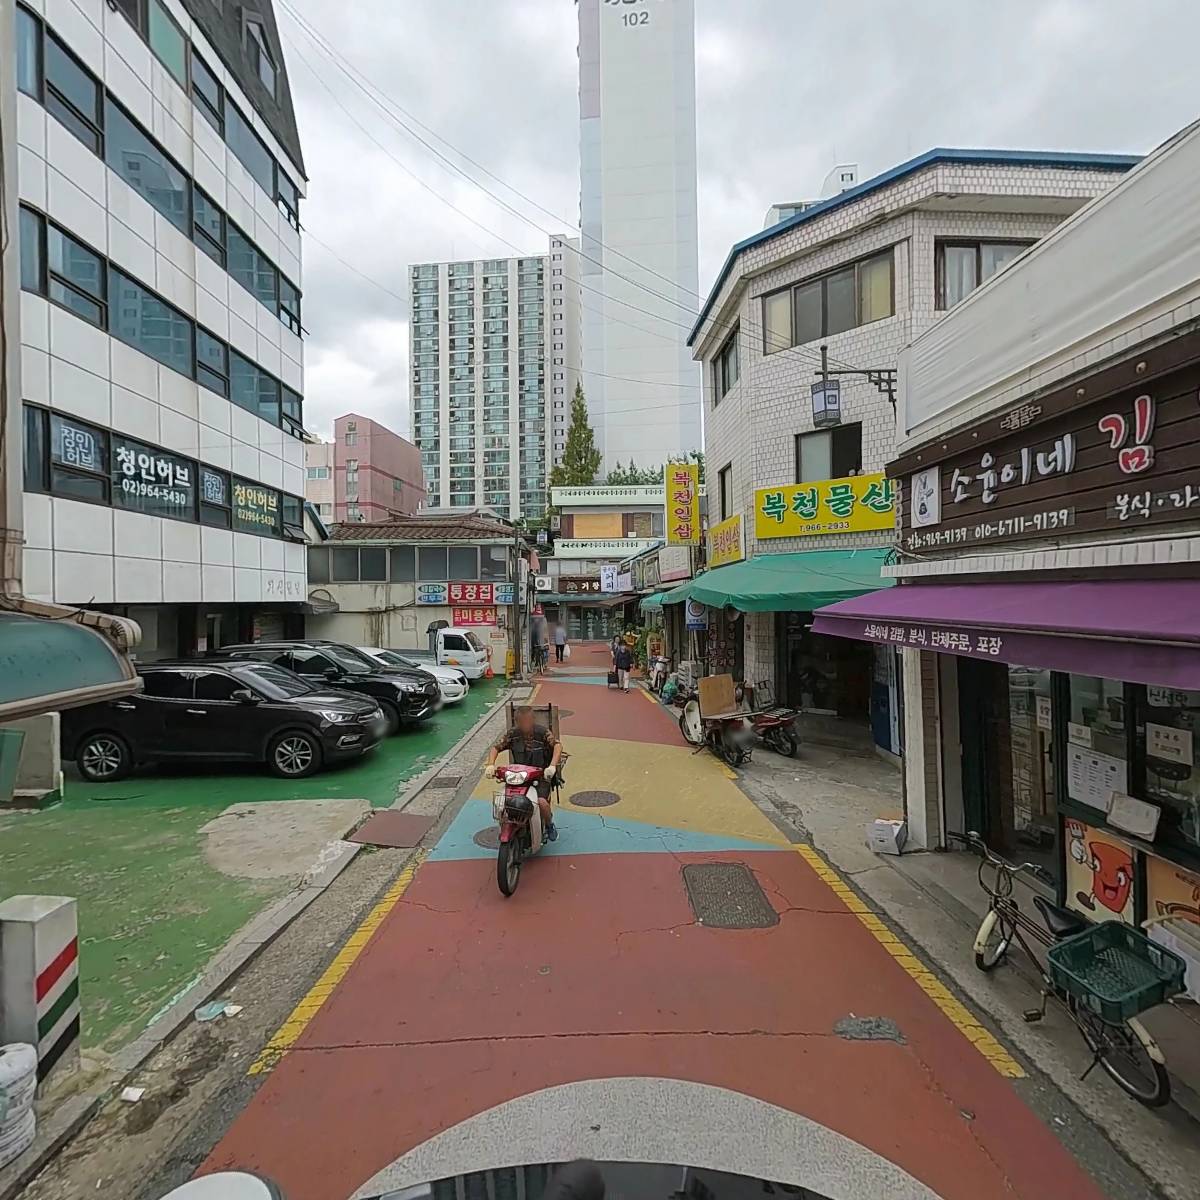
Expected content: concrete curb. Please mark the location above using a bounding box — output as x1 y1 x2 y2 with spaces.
0 836 364 1200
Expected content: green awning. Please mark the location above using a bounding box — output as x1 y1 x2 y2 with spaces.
661 579 695 606
0 612 141 721
665 549 893 613
638 593 665 612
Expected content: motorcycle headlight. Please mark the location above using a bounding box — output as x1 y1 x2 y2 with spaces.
319 709 352 724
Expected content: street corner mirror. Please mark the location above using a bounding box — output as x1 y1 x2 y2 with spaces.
231 688 261 705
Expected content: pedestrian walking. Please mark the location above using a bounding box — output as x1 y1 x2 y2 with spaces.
614 641 633 692
554 622 568 663
610 633 620 666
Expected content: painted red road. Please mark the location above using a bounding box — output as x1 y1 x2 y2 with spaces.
207 643 1111 1200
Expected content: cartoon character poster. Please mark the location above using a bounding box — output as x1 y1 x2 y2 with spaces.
1146 856 1200 928
1065 819 1136 924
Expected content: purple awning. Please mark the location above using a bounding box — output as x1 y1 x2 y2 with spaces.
811 579 1200 689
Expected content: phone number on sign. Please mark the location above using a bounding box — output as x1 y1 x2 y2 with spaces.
121 478 188 506
908 507 1074 549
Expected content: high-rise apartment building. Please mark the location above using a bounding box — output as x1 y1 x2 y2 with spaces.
9 0 309 656
578 0 700 469
305 413 424 523
411 242 580 520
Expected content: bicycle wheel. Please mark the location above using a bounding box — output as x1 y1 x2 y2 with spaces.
1070 1001 1171 1107
973 909 1014 972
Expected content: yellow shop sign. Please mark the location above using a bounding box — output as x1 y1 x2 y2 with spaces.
754 472 896 539
708 514 745 568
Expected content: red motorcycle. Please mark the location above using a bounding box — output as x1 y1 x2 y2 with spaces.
735 682 800 757
492 763 553 896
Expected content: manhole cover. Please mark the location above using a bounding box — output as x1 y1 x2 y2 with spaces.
682 863 778 929
428 775 462 789
570 790 620 808
473 827 500 849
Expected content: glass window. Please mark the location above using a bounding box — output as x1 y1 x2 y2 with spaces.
389 546 415 582
17 5 41 98
105 100 189 232
230 352 279 423
193 187 225 267
1139 688 1200 853
196 329 229 396
226 102 275 196
1006 667 1057 872
199 466 231 527
858 253 893 324
109 268 193 376
282 495 303 528
254 253 278 310
824 267 857 337
147 0 187 87
418 546 448 580
331 548 359 581
191 53 223 133
19 206 44 295
791 279 822 346
1066 676 1129 813
49 412 108 502
111 435 195 521
307 546 330 583
23 405 49 493
479 546 507 580
980 242 1027 282
718 464 733 521
227 225 257 296
246 20 277 95
238 664 313 700
48 225 105 327
359 547 387 582
763 290 791 354
193 672 245 701
940 244 977 309
277 172 299 228
140 670 193 700
797 431 831 483
448 546 478 579
282 387 303 437
44 33 102 152
715 327 739 402
231 479 280 535
279 277 301 335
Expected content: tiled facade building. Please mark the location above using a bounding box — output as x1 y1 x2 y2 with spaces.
305 413 424 524
691 150 1137 726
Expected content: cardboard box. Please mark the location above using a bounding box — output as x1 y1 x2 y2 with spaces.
698 673 737 719
867 818 907 856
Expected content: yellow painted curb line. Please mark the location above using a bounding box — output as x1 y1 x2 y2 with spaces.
793 844 1025 1079
247 850 428 1077
639 687 659 706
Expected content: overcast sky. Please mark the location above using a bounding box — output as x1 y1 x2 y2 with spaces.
280 0 1200 442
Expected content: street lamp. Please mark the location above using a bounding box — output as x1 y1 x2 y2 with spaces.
815 344 898 415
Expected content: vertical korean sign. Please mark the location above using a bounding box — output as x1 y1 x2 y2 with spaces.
666 463 700 546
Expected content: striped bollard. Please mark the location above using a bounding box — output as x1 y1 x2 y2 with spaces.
0 896 80 1088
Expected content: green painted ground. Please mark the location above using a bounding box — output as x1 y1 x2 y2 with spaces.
0 681 502 1052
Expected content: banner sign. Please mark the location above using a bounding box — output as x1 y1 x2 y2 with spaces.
685 598 707 630
615 570 633 591
112 436 194 520
494 582 515 605
708 513 745 568
232 481 280 534
755 471 895 540
416 583 448 605
452 606 497 626
599 565 618 593
560 576 603 594
448 582 493 604
666 462 700 545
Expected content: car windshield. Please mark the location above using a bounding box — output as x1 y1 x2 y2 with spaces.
234 663 314 699
323 645 378 674
466 632 486 651
377 649 418 669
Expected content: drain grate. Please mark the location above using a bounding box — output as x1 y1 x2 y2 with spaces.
427 775 462 789
682 863 778 929
473 827 500 849
570 790 620 808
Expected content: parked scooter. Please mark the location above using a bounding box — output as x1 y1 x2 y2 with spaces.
678 699 755 767
733 682 800 757
648 654 672 693
492 763 554 896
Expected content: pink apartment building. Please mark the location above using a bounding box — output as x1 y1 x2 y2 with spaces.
305 414 424 523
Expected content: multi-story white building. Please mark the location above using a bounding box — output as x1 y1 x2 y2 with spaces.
411 241 580 521
577 0 700 469
9 0 308 657
549 233 581 466
689 149 1138 750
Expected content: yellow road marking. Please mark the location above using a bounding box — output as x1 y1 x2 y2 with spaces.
247 851 427 1077
793 844 1025 1079
639 687 659 706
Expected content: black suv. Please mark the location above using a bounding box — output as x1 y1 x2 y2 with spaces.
209 641 441 734
61 660 386 782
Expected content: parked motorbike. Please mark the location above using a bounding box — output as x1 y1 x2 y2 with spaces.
492 763 553 896
648 654 672 693
678 700 755 767
748 709 799 756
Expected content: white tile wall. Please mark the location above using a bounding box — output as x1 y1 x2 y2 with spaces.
47 168 106 250
116 555 163 603
50 356 111 426
55 550 114 604
23 494 53 551
16 95 46 158
201 526 233 567
23 549 55 602
233 533 262 569
17 145 47 211
20 294 49 353
114 508 163 561
107 214 157 284
162 560 202 602
201 565 234 603
21 346 50 406
162 519 202 565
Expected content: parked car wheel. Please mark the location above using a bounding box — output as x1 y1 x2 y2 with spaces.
77 732 132 782
377 699 402 736
267 731 323 779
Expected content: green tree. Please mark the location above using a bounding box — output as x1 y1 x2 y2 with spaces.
665 450 704 485
549 382 602 488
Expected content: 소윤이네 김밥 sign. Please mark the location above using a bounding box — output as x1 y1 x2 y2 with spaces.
897 359 1200 554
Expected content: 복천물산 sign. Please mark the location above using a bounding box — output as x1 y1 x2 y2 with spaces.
754 472 895 540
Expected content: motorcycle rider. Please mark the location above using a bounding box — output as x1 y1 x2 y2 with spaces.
484 705 563 841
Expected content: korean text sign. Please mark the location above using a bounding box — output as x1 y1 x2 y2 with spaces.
666 462 700 545
452 606 497 626
754 472 895 540
707 514 745 568
448 582 494 604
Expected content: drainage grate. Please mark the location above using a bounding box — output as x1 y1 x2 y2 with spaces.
473 827 500 850
682 863 778 929
427 775 462 790
570 790 620 808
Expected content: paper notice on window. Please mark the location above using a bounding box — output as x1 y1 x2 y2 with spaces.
1036 696 1052 731
1147 722 1193 766
1067 722 1093 747
1067 745 1127 812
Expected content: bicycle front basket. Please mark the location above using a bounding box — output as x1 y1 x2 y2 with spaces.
1046 920 1186 1024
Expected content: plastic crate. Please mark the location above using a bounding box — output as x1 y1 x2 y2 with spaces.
1047 920 1187 1024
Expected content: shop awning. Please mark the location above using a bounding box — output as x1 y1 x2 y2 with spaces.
0 610 141 722
812 579 1200 689
639 593 665 613
663 549 892 613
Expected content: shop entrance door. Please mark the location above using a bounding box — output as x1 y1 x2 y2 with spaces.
958 657 993 842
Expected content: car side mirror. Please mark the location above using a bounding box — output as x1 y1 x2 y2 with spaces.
324 667 342 681
231 689 261 705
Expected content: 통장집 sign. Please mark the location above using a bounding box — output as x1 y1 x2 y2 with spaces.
666 462 700 545
707 513 745 568
448 582 493 604
755 472 895 540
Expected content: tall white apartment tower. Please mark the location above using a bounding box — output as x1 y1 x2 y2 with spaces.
578 0 700 469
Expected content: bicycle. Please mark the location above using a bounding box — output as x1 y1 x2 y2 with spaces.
956 830 1183 1107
